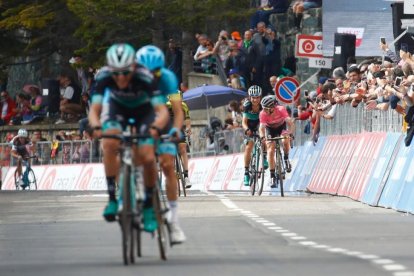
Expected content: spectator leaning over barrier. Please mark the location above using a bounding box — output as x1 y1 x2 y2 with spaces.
31 130 47 165
193 34 208 61
198 39 217 74
345 66 367 108
0 90 16 126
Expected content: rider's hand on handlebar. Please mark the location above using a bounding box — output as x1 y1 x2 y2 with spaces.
169 127 183 141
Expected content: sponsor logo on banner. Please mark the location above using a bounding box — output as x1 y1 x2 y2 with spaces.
337 27 364 47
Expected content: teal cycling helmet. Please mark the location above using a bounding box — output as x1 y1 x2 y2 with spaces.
135 45 165 71
106 43 135 70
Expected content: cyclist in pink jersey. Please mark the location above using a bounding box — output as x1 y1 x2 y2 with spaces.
259 95 293 188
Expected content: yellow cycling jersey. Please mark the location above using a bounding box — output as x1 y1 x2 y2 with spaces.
166 100 190 120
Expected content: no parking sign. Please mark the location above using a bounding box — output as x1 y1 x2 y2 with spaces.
274 77 300 104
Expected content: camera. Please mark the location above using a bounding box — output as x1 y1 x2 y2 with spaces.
304 90 309 97
380 37 386 44
221 36 227 40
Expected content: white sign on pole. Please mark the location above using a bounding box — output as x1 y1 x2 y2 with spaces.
308 57 332 69
404 0 414 14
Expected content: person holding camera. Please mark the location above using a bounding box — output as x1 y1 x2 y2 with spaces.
213 30 231 69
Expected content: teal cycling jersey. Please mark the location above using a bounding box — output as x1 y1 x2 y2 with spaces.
157 68 178 99
91 65 165 108
243 100 261 121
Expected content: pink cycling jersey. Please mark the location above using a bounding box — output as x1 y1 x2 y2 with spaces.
259 105 289 128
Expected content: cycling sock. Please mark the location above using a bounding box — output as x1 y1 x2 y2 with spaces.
144 187 154 208
244 167 249 175
184 170 188 178
106 176 116 202
169 200 178 224
270 170 276 178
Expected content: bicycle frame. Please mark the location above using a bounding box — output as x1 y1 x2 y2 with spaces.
266 136 288 197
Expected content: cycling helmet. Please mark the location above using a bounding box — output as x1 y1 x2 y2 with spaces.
106 43 135 70
135 45 165 71
18 129 28 138
261 95 276 108
248 85 262 97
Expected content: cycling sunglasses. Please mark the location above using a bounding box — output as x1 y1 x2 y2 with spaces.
112 70 132 76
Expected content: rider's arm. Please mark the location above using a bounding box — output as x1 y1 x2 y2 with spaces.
259 123 266 139
169 94 184 131
88 103 102 129
10 149 20 159
242 116 249 131
152 104 169 131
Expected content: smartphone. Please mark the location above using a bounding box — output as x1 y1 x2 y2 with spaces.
401 43 408 52
395 76 403 86
380 37 386 44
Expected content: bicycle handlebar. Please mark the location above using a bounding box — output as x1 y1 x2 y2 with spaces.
266 135 290 141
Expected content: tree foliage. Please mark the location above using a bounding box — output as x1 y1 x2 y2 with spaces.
0 0 252 67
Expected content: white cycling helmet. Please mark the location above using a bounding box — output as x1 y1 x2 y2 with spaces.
106 43 135 70
18 129 28 138
260 95 276 108
248 85 262 97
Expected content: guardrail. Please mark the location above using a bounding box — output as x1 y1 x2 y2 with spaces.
0 103 404 166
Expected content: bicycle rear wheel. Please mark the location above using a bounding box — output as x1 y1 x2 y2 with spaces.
120 165 135 265
153 186 169 260
27 168 37 190
276 149 284 197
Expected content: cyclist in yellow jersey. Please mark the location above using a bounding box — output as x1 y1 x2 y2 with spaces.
166 91 192 188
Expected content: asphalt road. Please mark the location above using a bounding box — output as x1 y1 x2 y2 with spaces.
0 190 413 276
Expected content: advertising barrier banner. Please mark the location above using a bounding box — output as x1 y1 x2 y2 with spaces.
337 133 386 200
361 133 402 206
307 135 358 194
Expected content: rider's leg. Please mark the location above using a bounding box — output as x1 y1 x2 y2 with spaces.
267 141 277 187
244 140 253 185
102 134 121 202
137 144 158 232
159 151 186 243
178 143 191 188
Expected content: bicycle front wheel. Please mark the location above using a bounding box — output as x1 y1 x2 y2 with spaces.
258 148 265 196
120 165 135 265
153 186 169 260
27 168 37 190
249 149 258 196
276 149 284 197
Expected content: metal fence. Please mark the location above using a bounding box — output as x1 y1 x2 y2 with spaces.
0 103 404 165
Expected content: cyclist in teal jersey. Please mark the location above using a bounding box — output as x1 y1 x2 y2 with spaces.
89 43 169 232
242 85 268 186
136 45 186 244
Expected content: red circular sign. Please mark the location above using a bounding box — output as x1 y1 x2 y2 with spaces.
302 40 315 53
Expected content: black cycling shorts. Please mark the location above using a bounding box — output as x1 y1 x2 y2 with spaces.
265 122 287 139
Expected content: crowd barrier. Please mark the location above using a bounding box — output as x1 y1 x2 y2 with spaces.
2 131 414 215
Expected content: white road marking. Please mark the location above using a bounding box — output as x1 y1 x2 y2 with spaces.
214 193 414 276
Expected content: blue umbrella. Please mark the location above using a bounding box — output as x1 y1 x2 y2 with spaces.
183 84 247 124
183 84 247 110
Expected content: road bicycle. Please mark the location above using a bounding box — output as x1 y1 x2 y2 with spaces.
248 134 265 196
175 153 186 197
266 136 291 197
101 122 171 265
14 156 38 190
